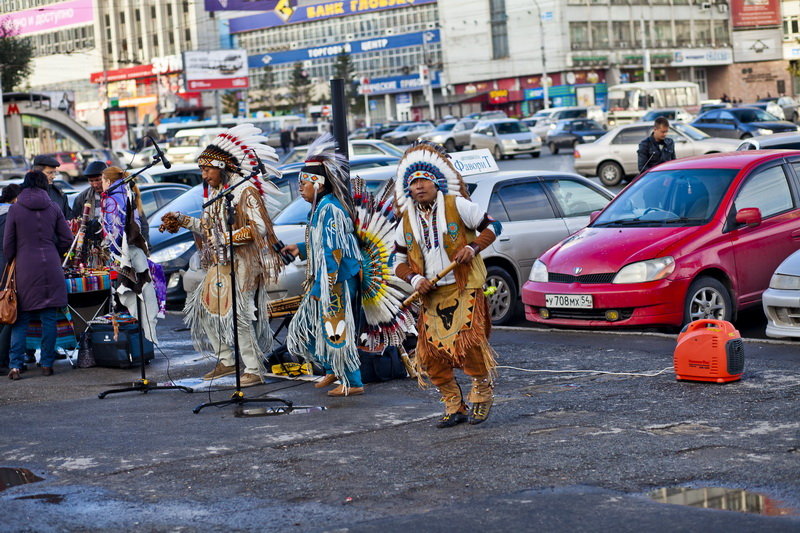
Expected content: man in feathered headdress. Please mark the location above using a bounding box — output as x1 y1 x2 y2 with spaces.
393 141 502 427
160 124 285 387
281 134 364 396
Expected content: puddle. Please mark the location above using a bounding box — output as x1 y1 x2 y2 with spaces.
235 405 326 417
649 487 797 516
0 468 43 491
15 493 64 504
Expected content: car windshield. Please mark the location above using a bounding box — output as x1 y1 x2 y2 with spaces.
672 122 710 140
495 122 528 134
642 110 673 121
274 181 388 225
393 125 412 132
593 169 737 227
433 123 455 132
370 142 403 157
731 108 778 123
573 120 603 131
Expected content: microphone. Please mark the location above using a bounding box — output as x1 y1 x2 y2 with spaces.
149 135 171 169
250 148 267 176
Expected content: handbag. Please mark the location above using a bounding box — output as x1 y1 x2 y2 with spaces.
0 260 17 325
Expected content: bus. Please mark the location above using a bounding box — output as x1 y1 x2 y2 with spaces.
606 81 700 126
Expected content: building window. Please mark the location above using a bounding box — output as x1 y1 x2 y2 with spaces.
570 22 590 50
591 22 609 49
489 0 509 59
612 21 632 48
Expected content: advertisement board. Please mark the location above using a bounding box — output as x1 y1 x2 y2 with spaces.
731 0 782 28
5 0 94 36
106 109 131 152
733 28 783 62
183 50 250 91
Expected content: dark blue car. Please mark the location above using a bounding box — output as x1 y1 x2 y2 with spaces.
545 119 607 154
690 107 799 139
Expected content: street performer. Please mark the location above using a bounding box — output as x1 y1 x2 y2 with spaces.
392 141 501 427
282 134 364 397
160 124 285 387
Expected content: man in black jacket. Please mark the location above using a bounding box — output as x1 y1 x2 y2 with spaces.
31 154 70 218
637 116 675 173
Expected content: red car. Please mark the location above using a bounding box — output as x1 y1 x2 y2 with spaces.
522 151 800 328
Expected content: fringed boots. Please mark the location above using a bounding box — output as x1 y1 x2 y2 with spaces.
468 375 494 425
436 379 468 428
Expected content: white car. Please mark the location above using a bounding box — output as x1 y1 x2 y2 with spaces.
762 250 800 339
279 139 404 165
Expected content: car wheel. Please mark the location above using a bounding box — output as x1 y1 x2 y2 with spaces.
484 266 517 326
683 276 733 325
549 142 559 155
597 161 624 187
444 139 457 152
531 151 540 158
740 133 752 140
493 145 503 161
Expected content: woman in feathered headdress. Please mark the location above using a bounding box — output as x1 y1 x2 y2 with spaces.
159 124 285 387
392 140 502 427
281 134 364 396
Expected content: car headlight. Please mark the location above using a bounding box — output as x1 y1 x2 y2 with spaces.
529 259 548 282
150 240 194 263
769 273 800 290
533 135 541 143
612 256 675 284
502 138 517 145
756 128 774 135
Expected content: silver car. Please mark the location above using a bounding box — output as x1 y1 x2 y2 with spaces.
573 121 740 187
737 132 800 150
469 118 542 159
381 122 435 145
762 249 800 339
418 118 477 152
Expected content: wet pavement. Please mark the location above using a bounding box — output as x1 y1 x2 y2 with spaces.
0 312 798 532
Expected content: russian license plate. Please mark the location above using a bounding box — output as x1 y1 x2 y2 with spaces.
545 294 593 308
583 136 596 141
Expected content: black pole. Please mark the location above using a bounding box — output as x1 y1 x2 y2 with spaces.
330 78 350 163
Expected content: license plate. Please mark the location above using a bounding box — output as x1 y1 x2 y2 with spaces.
545 294 593 308
583 136 596 141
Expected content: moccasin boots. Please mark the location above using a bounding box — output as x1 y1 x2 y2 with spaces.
468 375 494 425
436 380 468 428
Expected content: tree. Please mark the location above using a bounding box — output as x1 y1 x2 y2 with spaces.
0 17 34 92
288 62 312 114
333 51 363 115
255 63 277 113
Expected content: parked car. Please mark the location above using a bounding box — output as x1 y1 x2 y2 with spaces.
522 151 800 328
135 163 204 186
759 96 800 123
698 101 731 115
545 119 606 154
417 118 477 152
690 107 799 139
79 149 120 172
293 123 330 145
520 116 553 141
641 108 694 123
41 151 83 182
573 121 740 186
381 122 435 145
116 145 166 169
744 101 785 121
0 155 29 180
165 128 226 165
762 249 800 339
279 139 404 165
469 118 541 159
737 132 800 151
465 110 507 120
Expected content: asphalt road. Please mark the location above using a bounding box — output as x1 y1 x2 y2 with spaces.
0 313 797 532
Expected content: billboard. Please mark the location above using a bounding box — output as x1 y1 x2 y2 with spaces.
5 0 95 36
731 0 781 28
183 50 250 91
230 0 436 32
733 28 783 62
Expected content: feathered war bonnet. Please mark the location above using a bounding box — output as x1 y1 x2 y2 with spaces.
196 123 283 205
394 140 469 213
300 133 355 220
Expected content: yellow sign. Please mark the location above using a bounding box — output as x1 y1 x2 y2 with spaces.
275 0 294 22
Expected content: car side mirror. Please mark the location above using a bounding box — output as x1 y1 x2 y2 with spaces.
675 137 688 143
589 210 602 225
735 207 762 227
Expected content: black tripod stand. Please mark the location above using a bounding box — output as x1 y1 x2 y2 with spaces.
193 170 292 414
97 153 192 398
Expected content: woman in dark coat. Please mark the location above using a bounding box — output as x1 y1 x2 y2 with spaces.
0 184 21 373
5 171 73 380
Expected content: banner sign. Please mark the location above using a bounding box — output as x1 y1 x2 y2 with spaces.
6 0 94 37
358 71 441 95
184 49 250 91
230 0 436 32
250 29 439 67
731 0 781 28
671 48 733 66
107 109 131 152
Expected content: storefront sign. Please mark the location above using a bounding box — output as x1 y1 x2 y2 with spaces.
184 49 250 91
671 48 733 66
6 0 94 37
731 0 781 29
251 30 439 67
357 71 441 95
489 89 509 104
230 0 436 32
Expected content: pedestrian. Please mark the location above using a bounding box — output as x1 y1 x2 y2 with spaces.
392 141 501 427
31 154 70 219
637 116 675 174
0 184 21 374
71 160 107 220
5 171 73 380
100 166 164 343
280 127 292 154
160 124 285 387
283 134 364 397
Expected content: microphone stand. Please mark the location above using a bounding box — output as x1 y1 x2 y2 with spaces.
99 152 193 398
192 169 293 415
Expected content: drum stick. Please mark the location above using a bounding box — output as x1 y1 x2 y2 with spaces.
402 261 458 308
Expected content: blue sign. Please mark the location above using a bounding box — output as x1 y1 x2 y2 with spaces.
249 29 440 67
360 71 441 95
230 0 437 33
396 93 411 104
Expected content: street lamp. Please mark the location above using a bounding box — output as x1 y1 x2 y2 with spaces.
532 0 549 110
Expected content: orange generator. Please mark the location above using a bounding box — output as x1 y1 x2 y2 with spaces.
674 319 745 383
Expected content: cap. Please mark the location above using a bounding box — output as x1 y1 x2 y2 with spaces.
32 155 60 168
83 160 108 177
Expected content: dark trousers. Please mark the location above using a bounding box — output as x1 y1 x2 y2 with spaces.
0 323 10 368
